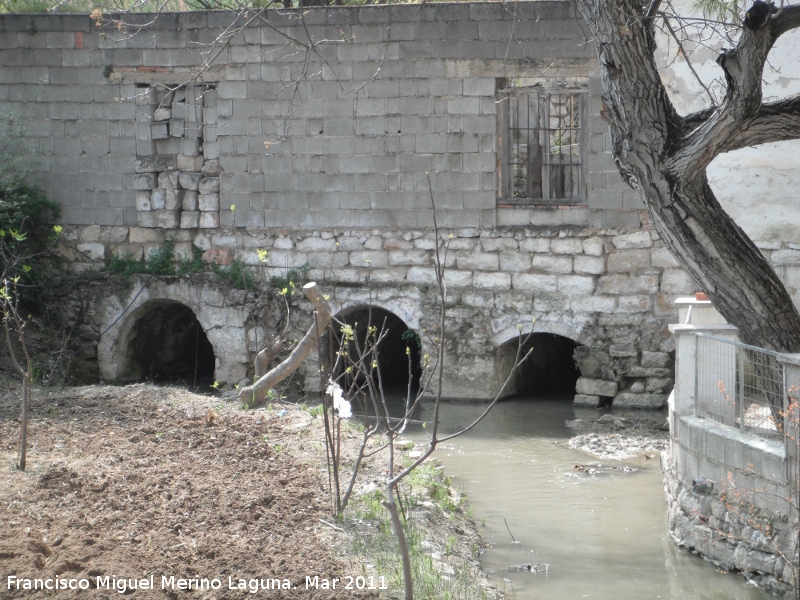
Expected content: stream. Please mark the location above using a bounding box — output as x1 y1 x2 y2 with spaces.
409 397 774 600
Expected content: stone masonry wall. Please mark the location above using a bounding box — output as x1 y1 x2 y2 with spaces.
1 3 688 400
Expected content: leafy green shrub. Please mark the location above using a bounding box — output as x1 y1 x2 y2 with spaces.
213 259 254 290
270 262 310 290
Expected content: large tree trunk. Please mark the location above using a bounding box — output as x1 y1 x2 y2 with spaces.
577 0 800 353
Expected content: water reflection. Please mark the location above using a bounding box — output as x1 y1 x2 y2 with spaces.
400 397 774 600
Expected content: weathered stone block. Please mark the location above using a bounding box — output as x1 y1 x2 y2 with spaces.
574 255 605 275
198 177 220 195
389 249 431 266
133 173 156 190
165 189 183 211
180 211 200 229
135 155 177 173
532 254 572 274
646 377 672 393
607 249 651 273
576 377 618 397
179 172 202 191
154 210 180 229
150 188 166 210
349 251 389 268
199 193 220 212
499 252 531 272
177 154 205 172
480 237 518 252
181 190 198 211
582 236 605 256
574 394 600 407
456 252 499 271
613 392 666 408
520 238 551 253
153 107 171 121
136 212 156 228
406 266 437 284
129 227 163 244
598 274 659 295
202 159 223 177
135 191 151 212
612 231 653 249
618 295 651 313
199 211 220 229
77 242 105 260
551 238 583 255
641 351 671 368
512 273 558 292
558 275 595 296
158 171 180 190
473 272 511 290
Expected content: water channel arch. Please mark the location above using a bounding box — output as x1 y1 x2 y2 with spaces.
326 304 422 393
494 322 588 399
96 277 250 386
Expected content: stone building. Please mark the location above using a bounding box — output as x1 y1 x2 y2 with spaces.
0 3 703 401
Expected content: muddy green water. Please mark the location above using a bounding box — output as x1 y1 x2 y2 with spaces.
408 398 774 600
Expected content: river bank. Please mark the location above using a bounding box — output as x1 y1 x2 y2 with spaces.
0 383 499 599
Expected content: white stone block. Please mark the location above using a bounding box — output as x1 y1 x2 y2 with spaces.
512 273 558 292
199 211 220 229
182 190 198 211
154 210 180 228
153 107 171 121
499 251 531 272
557 275 595 296
150 188 166 210
77 242 105 260
165 189 183 211
180 211 200 229
177 154 204 172
198 193 220 212
576 377 618 397
158 171 180 190
574 255 606 275
137 211 156 228
532 254 572 274
133 173 156 190
135 191 151 212
551 238 584 255
179 172 202 191
612 231 653 249
473 272 511 290
198 177 220 195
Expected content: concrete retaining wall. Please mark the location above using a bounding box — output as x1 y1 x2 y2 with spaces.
665 301 799 595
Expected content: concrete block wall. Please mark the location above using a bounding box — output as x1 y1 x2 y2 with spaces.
0 2 634 231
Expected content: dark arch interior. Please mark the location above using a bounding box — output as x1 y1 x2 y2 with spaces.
128 302 216 387
327 307 421 394
503 333 581 398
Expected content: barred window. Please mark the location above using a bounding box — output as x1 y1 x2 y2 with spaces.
498 79 586 204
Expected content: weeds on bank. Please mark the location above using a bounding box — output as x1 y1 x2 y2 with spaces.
347 463 488 600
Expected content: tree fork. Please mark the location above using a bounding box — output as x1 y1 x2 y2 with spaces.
578 0 800 353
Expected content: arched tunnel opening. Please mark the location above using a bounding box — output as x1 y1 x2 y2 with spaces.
128 301 216 387
500 333 582 399
326 306 422 395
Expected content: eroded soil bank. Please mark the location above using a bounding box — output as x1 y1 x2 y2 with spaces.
0 384 495 599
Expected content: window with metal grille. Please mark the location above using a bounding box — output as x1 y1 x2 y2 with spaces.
498 79 587 205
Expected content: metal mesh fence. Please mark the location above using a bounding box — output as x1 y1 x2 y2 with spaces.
695 334 785 436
